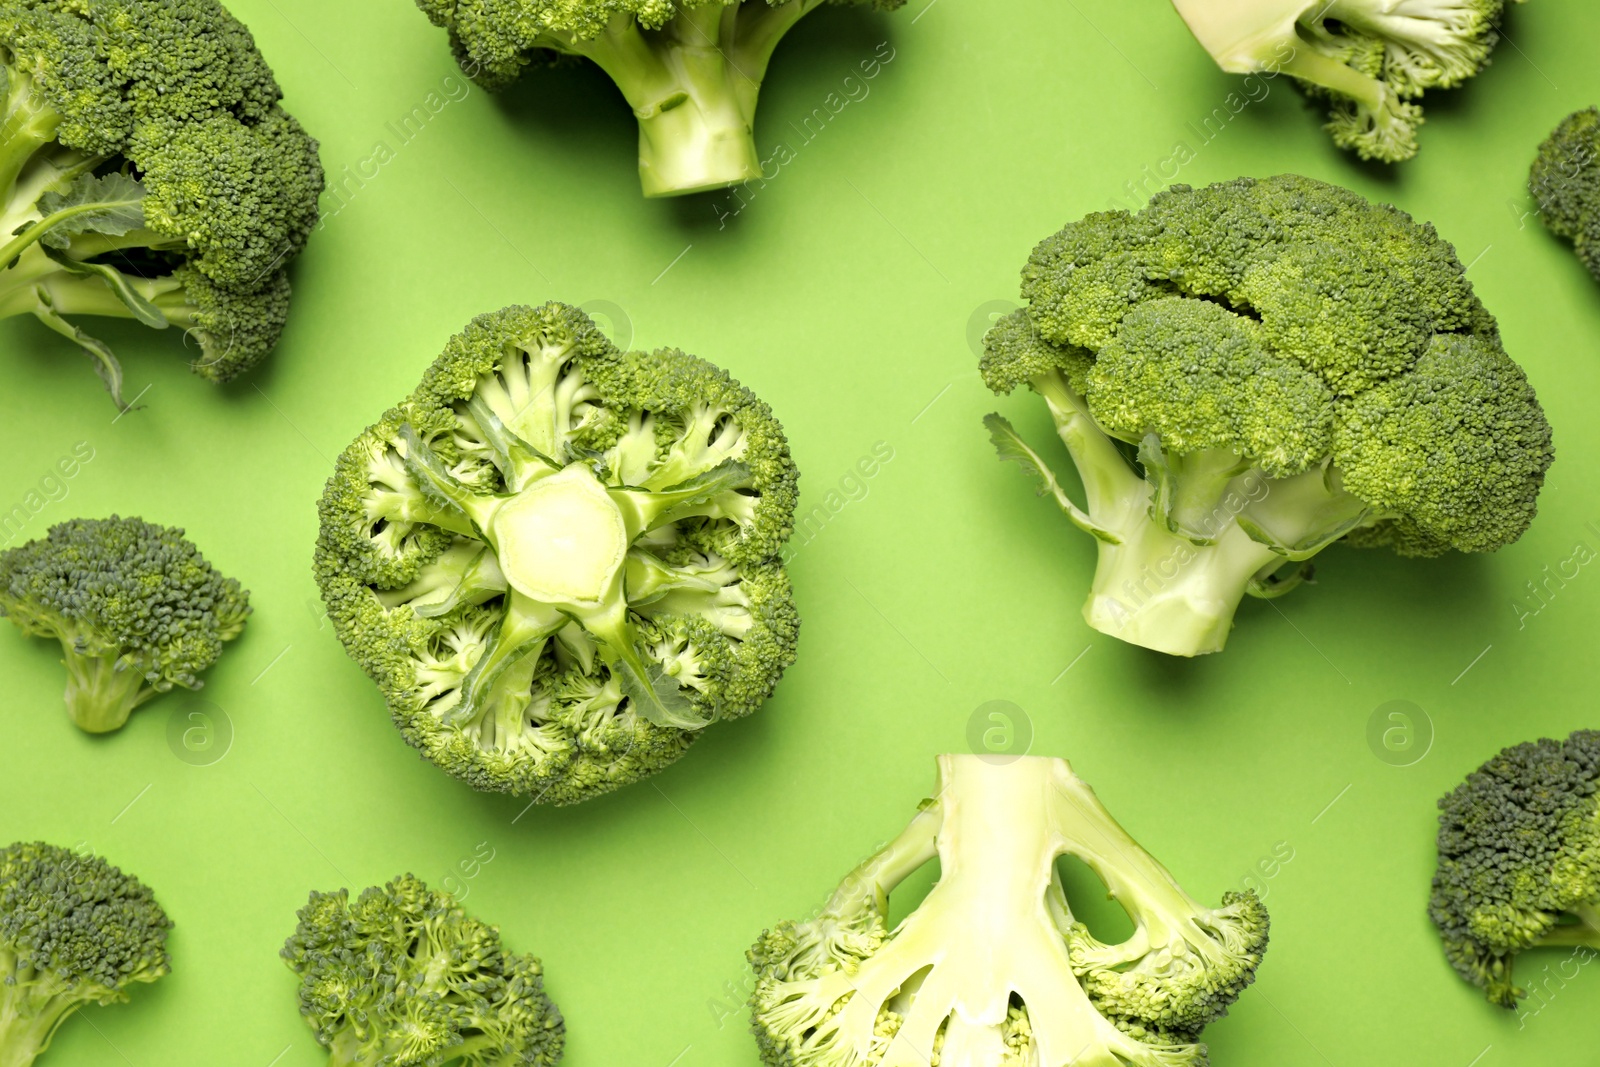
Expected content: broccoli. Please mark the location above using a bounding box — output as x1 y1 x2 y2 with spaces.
0 516 251 733
1530 106 1600 281
0 841 172 1067
315 302 799 805
0 0 323 409
748 754 1268 1067
283 873 564 1067
1430 730 1600 1008
981 174 1552 657
1168 0 1523 162
413 0 902 198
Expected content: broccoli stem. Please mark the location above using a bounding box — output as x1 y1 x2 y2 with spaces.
0 957 86 1067
0 70 61 202
1083 514 1284 657
1533 905 1600 949
556 0 822 197
60 649 154 733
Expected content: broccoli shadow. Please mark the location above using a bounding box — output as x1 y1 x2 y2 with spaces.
485 6 899 236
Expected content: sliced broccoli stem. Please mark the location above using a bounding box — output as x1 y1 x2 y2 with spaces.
61 648 154 733
1084 512 1285 657
822 798 942 918
554 1 824 196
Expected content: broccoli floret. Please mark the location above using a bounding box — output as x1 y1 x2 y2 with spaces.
413 0 902 197
0 0 324 409
0 515 251 732
0 841 172 1067
282 873 564 1067
982 174 1552 657
1169 0 1523 162
315 302 799 805
748 755 1268 1066
1429 730 1600 1008
1530 106 1600 280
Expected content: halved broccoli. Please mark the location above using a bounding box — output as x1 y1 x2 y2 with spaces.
283 873 564 1067
1168 0 1524 162
315 302 799 805
0 841 172 1067
1430 730 1600 1007
0 0 323 408
1530 106 1600 280
0 516 251 732
749 754 1268 1067
413 0 902 197
983 174 1552 657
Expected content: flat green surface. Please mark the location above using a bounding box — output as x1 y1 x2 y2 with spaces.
2 0 1599 1064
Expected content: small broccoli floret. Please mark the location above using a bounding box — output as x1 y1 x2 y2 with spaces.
414 0 903 197
983 174 1553 657
282 873 564 1067
748 755 1268 1067
0 0 323 409
0 841 172 1067
0 515 251 733
1169 0 1522 162
1530 106 1600 280
1430 730 1600 1008
315 302 799 806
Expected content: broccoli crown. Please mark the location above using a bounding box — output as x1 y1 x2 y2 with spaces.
0 0 322 401
1429 731 1600 1007
0 841 171 1064
315 303 799 805
413 0 900 196
1529 106 1600 279
992 174 1551 558
748 755 1268 1067
0 515 251 731
1169 0 1515 162
282 874 564 1067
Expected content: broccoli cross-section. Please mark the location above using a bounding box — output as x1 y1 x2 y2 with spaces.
1168 0 1524 162
0 841 172 1067
315 302 799 805
282 874 564 1067
1430 730 1600 1007
0 0 324 408
982 174 1552 657
413 0 902 197
0 516 251 732
749 755 1268 1067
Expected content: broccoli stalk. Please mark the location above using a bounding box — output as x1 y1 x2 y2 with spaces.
414 0 901 198
0 0 322 407
0 516 252 733
0 842 172 1067
749 755 1268 1066
1168 0 1517 161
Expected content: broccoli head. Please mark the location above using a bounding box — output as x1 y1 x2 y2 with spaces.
0 0 324 409
283 873 564 1067
0 515 251 733
982 174 1552 657
1169 0 1524 162
748 754 1268 1067
315 302 799 805
413 0 902 197
0 841 172 1067
1530 106 1600 281
1430 730 1600 1008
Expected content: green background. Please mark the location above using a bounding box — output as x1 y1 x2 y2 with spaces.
1 0 1597 1063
